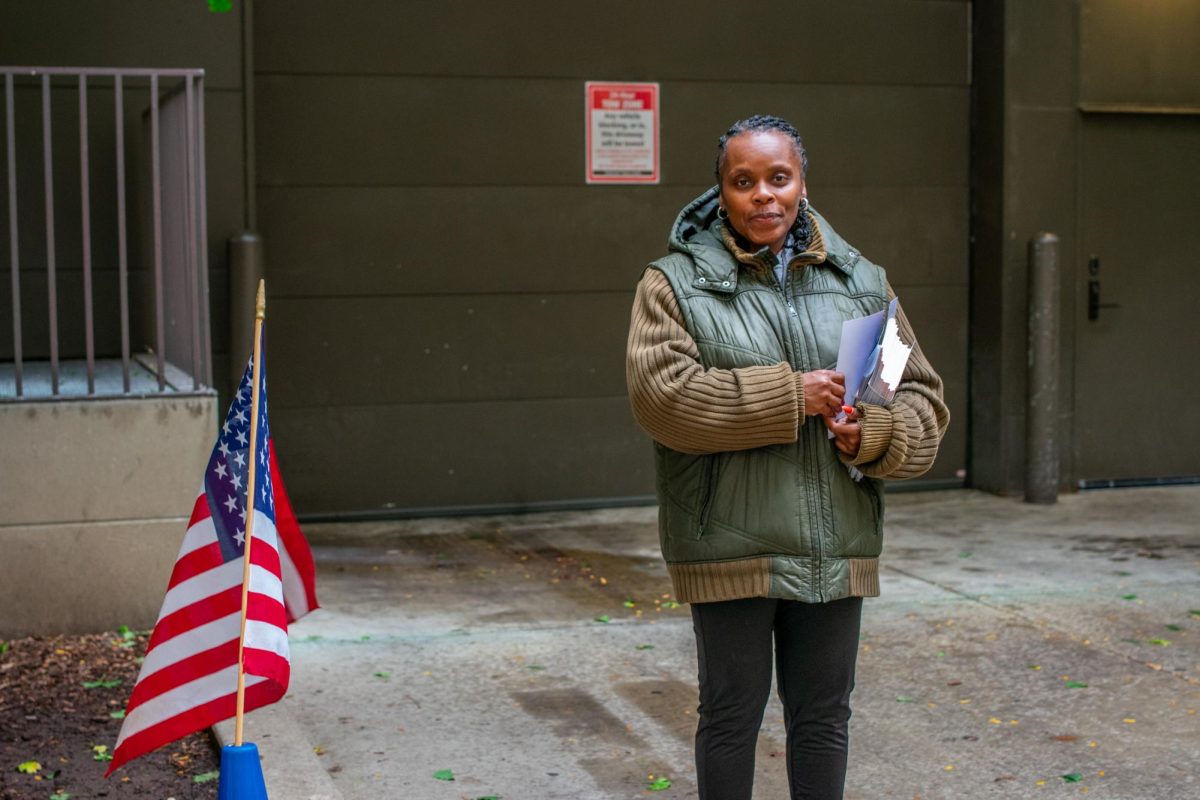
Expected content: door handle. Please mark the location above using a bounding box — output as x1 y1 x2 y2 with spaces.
1086 255 1120 321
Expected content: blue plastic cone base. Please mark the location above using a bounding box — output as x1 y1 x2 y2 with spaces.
218 743 269 800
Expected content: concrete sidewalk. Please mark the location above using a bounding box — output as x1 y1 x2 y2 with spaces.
241 487 1200 799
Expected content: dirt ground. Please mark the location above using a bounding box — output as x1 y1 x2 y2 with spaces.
0 632 219 799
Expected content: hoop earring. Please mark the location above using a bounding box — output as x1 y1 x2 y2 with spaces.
717 206 729 220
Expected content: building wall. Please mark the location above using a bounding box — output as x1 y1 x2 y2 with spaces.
254 0 972 515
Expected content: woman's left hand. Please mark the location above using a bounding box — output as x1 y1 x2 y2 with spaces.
823 408 862 459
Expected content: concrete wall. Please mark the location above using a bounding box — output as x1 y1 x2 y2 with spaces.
255 0 972 515
0 395 216 637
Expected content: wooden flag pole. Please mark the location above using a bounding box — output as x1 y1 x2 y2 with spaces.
234 279 266 747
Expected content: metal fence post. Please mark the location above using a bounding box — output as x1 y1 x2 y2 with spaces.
1026 232 1060 504
229 232 263 391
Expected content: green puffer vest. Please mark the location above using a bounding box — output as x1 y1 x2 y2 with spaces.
650 187 889 604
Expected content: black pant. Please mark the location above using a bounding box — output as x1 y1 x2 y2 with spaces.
691 596 863 800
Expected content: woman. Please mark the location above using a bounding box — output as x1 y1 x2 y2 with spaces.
625 115 949 800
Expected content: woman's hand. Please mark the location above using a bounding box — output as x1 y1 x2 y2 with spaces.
802 370 847 417
824 407 862 458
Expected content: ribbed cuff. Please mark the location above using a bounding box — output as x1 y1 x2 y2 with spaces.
848 402 892 465
793 373 807 425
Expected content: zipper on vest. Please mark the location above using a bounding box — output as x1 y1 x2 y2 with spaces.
781 261 826 600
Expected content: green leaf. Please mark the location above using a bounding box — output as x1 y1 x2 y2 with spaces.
1113 570 1133 576
1190 610 1200 619
0 641 8 656
660 601 680 609
306 635 323 641
373 671 391 680
1121 594 1138 601
360 635 371 641
1062 772 1083 783
474 796 501 800
92 745 112 762
936 650 946 657
50 791 70 800
1148 638 1171 646
433 768 455 781
16 760 41 774
82 678 122 689
117 625 136 641
1120 638 1142 646
895 695 915 703
594 614 611 624
1065 680 1088 689
623 600 636 608
527 665 546 671
647 776 672 791
958 551 972 558
635 644 655 651
193 770 220 784
109 709 126 719
1165 624 1182 632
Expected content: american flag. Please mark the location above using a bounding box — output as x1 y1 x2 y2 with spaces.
107 328 318 775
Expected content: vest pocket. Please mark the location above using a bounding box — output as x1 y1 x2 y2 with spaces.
696 454 723 539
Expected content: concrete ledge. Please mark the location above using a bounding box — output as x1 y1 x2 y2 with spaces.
0 518 186 637
213 703 344 800
0 394 215 526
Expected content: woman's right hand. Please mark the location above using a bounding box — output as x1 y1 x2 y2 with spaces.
802 370 846 417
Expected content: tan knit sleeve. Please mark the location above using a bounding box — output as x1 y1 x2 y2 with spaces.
626 269 806 455
845 283 950 479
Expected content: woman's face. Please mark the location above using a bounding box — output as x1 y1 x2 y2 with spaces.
718 130 806 254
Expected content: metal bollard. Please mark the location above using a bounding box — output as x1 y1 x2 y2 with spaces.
1025 232 1060 504
229 232 264 392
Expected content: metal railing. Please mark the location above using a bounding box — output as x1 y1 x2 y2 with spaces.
2 66 211 400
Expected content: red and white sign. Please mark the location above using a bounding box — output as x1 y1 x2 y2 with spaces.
585 82 659 184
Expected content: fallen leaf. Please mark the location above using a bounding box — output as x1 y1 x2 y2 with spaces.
1123 718 1136 724
16 761 40 774
989 717 1001 725
635 644 655 651
373 671 391 680
109 710 126 719
193 770 220 783
1028 664 1041 671
944 764 954 772
958 551 972 558
50 792 70 800
1062 772 1083 783
1190 610 1200 619
82 678 122 690
0 641 8 656
92 745 112 763
623 600 636 608
647 776 672 791
896 696 915 703
1148 638 1171 646
594 615 611 624
661 601 681 609
1051 735 1078 742
1121 594 1138 601
433 768 455 781
1165 624 1182 632
1065 680 1089 689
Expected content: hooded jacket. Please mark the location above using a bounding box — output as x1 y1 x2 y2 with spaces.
626 187 949 604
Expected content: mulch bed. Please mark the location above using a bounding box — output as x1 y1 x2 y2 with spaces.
1 632 219 799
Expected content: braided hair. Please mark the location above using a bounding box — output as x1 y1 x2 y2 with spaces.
714 115 811 247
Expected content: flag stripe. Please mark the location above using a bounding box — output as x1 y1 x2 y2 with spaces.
166 541 225 590
125 639 240 717
147 585 242 652
108 677 282 776
140 612 241 685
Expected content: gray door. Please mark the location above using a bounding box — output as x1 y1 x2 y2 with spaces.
1074 115 1200 483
